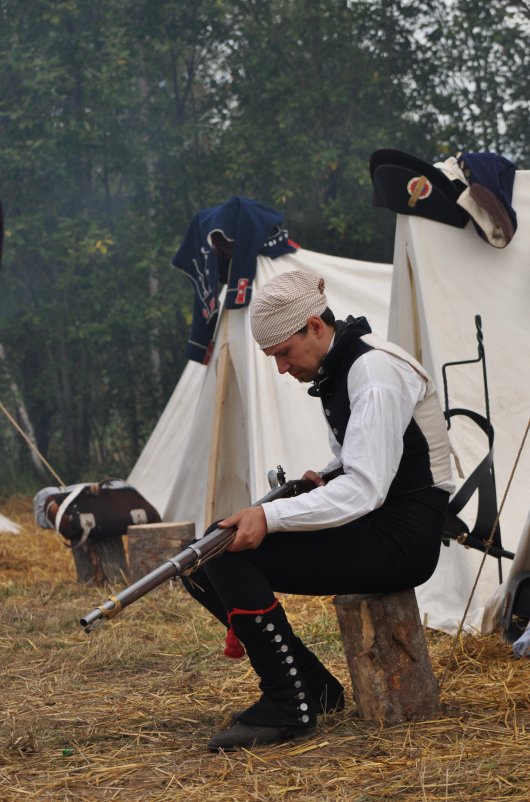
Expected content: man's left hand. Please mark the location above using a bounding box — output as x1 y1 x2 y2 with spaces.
220 506 267 552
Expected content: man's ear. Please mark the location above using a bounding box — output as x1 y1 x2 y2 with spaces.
306 316 325 337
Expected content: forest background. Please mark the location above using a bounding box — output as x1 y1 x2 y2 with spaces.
0 0 528 494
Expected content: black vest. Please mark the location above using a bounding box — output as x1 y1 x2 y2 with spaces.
309 317 434 498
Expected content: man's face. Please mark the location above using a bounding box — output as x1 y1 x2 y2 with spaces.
263 317 331 383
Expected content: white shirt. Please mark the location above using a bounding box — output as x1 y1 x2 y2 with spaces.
262 348 452 532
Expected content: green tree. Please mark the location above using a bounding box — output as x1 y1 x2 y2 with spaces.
0 0 528 490
214 0 447 260
413 0 530 164
0 0 229 479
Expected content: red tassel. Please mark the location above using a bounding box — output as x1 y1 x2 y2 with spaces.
223 599 278 659
224 626 245 659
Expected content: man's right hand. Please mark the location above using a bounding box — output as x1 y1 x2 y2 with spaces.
220 506 268 552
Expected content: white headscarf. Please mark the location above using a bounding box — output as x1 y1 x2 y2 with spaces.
250 271 328 349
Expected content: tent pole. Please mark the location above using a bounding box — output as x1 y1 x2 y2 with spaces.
204 311 230 527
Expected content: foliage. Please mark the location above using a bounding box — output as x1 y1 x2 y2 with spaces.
413 0 530 161
0 0 527 487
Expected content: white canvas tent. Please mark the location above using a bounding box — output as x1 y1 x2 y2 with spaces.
129 248 392 530
388 170 530 635
129 173 530 636
0 513 20 534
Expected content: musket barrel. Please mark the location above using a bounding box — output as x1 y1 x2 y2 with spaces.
79 525 237 632
80 558 180 631
78 472 333 634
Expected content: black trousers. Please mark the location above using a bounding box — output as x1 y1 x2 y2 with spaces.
182 487 449 623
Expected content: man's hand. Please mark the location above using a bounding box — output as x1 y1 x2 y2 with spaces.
220 506 268 552
302 469 325 486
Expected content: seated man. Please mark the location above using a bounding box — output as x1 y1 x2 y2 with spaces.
182 270 454 751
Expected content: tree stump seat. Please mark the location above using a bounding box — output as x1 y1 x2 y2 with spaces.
127 521 196 582
70 533 129 586
333 589 439 723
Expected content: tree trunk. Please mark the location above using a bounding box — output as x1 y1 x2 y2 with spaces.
0 344 47 476
70 536 129 586
334 589 439 723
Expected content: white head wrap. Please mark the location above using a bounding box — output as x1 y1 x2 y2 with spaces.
250 271 328 349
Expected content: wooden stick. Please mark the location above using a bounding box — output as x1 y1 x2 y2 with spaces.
204 312 231 525
0 401 66 487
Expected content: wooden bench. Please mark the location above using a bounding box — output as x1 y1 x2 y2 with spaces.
334 589 439 723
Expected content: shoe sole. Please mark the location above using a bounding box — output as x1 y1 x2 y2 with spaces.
208 726 317 753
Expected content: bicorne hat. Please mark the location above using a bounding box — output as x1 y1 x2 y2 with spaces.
369 149 470 229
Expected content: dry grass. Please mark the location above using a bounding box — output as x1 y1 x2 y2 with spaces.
0 496 529 802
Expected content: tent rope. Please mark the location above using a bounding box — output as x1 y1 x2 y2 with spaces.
439 417 530 692
0 402 66 488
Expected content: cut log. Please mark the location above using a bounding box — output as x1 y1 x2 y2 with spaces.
127 521 196 582
70 535 129 586
334 589 439 723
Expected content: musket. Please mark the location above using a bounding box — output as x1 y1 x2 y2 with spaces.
80 466 341 633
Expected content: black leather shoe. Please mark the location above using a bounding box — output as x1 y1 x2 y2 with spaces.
207 720 316 752
230 688 345 726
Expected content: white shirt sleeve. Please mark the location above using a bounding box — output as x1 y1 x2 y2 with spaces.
262 349 427 532
315 408 342 476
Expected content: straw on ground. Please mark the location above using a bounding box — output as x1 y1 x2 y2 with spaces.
1 496 528 801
